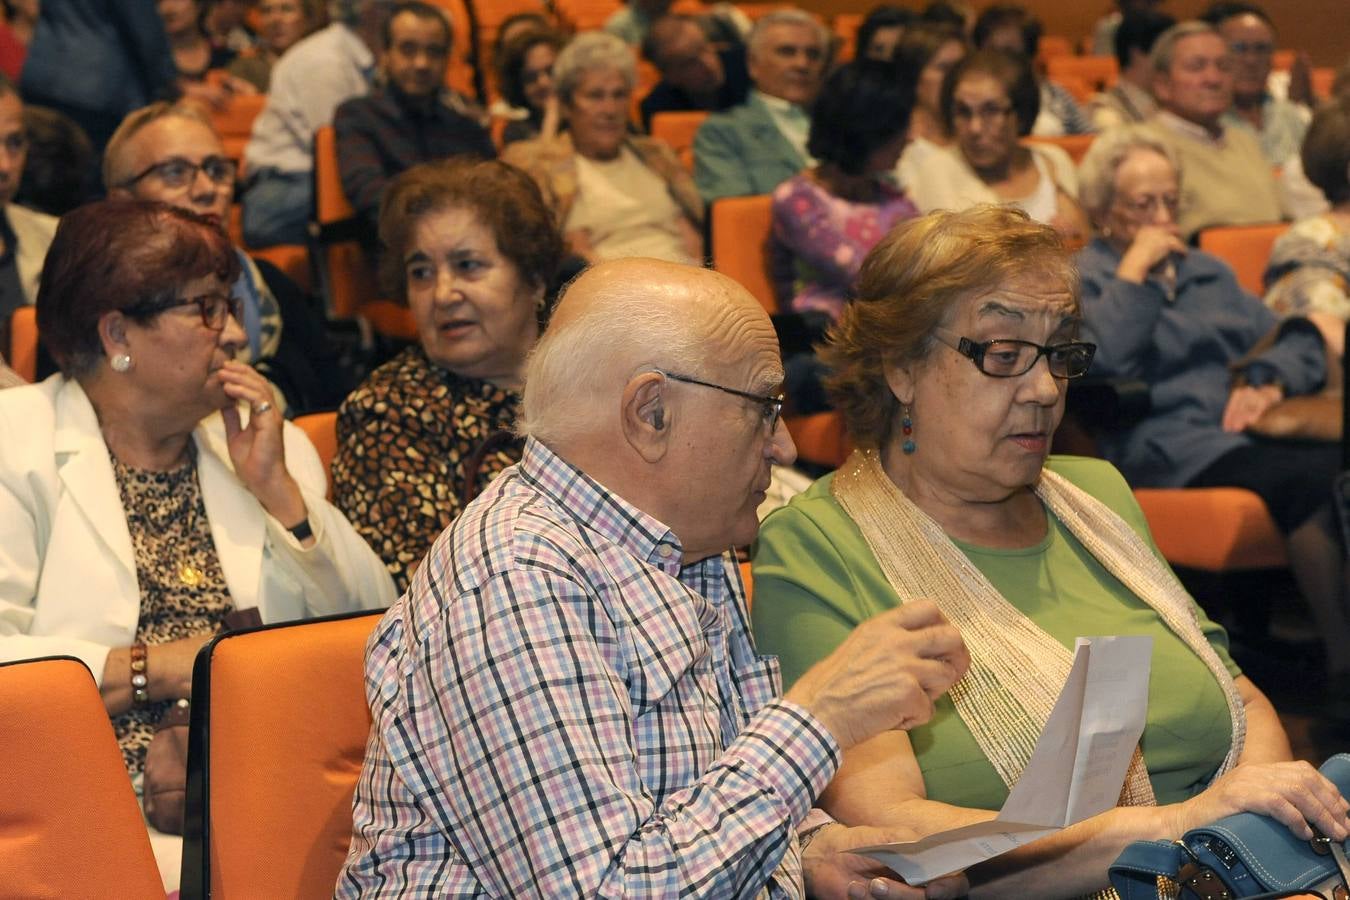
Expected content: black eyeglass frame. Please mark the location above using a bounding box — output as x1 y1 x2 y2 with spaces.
119 155 239 190
123 292 243 331
932 328 1097 379
654 369 785 434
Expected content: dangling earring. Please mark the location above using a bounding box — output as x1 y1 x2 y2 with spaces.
901 405 916 455
110 353 133 373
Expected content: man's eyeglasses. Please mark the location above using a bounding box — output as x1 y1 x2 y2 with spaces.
125 292 242 331
933 328 1096 379
655 369 784 434
120 155 238 190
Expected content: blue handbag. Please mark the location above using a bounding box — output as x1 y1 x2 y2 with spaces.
1109 754 1350 900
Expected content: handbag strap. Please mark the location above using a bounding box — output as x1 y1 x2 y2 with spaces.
1109 841 1189 899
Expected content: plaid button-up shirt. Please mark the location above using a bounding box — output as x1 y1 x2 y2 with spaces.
338 439 839 897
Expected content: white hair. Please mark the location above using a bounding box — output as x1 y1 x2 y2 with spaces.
1077 124 1182 219
517 276 707 447
1149 20 1219 75
553 32 637 103
747 8 829 63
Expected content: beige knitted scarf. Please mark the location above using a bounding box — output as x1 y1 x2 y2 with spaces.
831 450 1247 899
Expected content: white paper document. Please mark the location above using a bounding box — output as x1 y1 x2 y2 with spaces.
854 635 1153 885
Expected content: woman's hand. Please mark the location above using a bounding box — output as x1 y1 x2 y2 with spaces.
541 92 561 140
1168 761 1350 841
803 824 969 900
149 633 214 701
1116 225 1187 284
218 361 308 528
1221 383 1283 433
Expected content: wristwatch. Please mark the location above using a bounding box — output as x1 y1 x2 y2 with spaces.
130 642 149 706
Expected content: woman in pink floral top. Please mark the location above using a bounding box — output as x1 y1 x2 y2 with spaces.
770 60 919 322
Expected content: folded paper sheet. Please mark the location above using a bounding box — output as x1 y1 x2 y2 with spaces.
855 635 1153 885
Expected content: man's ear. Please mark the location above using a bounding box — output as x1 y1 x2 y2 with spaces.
621 371 671 463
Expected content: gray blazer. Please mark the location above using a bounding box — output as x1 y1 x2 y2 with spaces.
693 94 805 204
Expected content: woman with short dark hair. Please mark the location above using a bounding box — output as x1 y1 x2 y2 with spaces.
906 49 1087 243
0 199 393 878
769 60 918 321
333 159 565 592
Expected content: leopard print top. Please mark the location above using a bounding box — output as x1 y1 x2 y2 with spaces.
333 346 523 593
110 445 232 776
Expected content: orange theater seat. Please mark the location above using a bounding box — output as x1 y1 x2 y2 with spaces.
182 610 384 899
1197 222 1290 297
210 93 266 165
711 194 775 313
739 559 753 613
294 410 338 498
1045 55 1119 93
1036 34 1073 61
0 657 164 899
650 110 709 167
1134 487 1288 571
784 410 852 470
7 304 36 382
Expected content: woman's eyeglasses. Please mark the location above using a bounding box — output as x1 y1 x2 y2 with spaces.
125 292 242 331
933 328 1096 379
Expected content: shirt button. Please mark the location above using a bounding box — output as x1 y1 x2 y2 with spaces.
657 545 674 559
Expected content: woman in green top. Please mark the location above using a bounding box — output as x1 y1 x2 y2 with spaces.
751 205 1350 898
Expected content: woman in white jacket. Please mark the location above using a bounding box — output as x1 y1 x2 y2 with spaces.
0 200 394 846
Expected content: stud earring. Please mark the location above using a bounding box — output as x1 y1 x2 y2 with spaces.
901 405 916 455
110 353 133 373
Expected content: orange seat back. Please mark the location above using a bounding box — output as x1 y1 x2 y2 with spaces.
1197 222 1290 296
183 611 384 899
7 304 36 382
1037 34 1073 61
832 12 863 61
784 411 852 470
1046 55 1119 92
294 410 338 498
311 125 379 320
0 657 164 898
1134 487 1287 572
739 559 753 614
650 110 709 161
1024 133 1096 165
210 93 267 165
1312 66 1334 99
711 194 775 313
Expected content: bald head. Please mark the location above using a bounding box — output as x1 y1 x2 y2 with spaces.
520 258 793 560
521 258 778 445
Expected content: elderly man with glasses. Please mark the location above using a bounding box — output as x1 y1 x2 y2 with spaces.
338 257 973 900
104 102 349 415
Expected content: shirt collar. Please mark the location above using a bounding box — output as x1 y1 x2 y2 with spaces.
518 437 685 571
753 89 807 119
1155 109 1226 146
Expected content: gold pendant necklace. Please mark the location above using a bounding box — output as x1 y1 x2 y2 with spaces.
176 448 205 589
178 562 205 587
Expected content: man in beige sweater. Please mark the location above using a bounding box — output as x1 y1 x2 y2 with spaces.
1142 20 1284 239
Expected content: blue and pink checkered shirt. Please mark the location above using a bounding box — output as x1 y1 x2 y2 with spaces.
337 438 839 897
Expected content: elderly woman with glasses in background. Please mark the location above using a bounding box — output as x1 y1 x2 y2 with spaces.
1075 125 1350 689
751 204 1347 897
0 199 394 886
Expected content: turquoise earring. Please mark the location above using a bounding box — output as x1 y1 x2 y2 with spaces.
901 406 916 455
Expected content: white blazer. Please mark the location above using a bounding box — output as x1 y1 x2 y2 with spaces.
0 376 396 684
